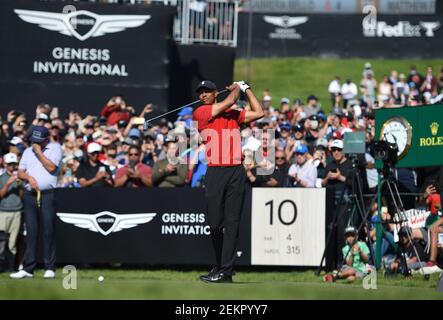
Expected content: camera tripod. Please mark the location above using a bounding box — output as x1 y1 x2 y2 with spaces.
377 165 427 278
316 154 375 275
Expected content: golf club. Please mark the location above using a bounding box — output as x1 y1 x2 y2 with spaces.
143 89 228 130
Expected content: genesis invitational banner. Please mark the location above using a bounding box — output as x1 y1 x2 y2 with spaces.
237 12 443 58
0 0 175 117
54 188 252 266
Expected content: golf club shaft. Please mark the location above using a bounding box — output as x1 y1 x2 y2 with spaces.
144 89 228 128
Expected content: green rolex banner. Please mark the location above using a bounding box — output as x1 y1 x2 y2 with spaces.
375 104 443 168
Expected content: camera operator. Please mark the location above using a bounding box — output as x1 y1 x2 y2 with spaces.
327 227 370 283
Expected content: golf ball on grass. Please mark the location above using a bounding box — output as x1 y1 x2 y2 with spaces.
98 276 104 282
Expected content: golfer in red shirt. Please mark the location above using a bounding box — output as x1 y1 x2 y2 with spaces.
193 80 264 283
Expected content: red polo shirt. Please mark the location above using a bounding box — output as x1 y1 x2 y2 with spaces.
193 105 245 167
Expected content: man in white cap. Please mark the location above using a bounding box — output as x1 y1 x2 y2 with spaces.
76 142 113 187
0 153 23 270
8 137 24 157
321 139 352 191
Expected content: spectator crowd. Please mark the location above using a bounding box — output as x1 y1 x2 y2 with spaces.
0 62 442 276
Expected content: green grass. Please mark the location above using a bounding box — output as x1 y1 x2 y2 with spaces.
234 57 443 113
0 269 441 299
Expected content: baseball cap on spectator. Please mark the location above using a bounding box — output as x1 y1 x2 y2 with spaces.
144 131 157 141
315 138 328 150
129 128 141 139
29 126 49 143
307 95 318 102
178 107 193 117
117 120 127 128
164 135 176 144
332 131 343 140
331 139 344 150
317 112 327 122
344 226 357 236
367 111 375 119
4 153 18 164
196 80 217 93
99 116 107 126
156 134 164 143
280 97 290 104
174 126 186 135
8 136 23 146
123 137 134 145
331 109 343 117
87 142 102 154
106 126 118 134
92 131 102 140
73 149 84 161
255 118 270 128
263 95 272 102
38 113 49 122
293 98 302 105
280 122 291 131
293 123 304 132
295 144 308 155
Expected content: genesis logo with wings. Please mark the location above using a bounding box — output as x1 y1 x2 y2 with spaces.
263 16 308 29
57 211 157 236
14 9 151 41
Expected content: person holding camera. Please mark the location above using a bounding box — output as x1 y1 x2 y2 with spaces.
76 142 113 188
10 126 62 279
152 139 187 188
0 153 23 270
331 227 370 283
114 146 152 188
100 95 130 126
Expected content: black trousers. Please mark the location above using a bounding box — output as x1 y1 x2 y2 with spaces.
23 190 56 273
205 165 246 276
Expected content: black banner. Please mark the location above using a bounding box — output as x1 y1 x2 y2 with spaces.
169 44 235 115
54 187 251 266
0 0 175 117
237 13 443 58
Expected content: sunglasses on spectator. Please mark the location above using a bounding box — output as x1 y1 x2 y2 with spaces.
276 156 286 160
108 153 117 158
330 148 343 152
295 152 306 156
128 153 139 157
90 151 100 155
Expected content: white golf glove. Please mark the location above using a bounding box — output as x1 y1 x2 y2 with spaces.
234 81 250 93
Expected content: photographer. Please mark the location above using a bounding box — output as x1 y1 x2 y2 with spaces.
114 146 152 188
76 143 113 188
321 140 351 191
100 95 130 126
332 227 370 283
152 139 187 188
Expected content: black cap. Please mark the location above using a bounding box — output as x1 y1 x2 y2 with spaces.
196 80 217 93
310 115 319 121
293 124 304 132
307 95 318 101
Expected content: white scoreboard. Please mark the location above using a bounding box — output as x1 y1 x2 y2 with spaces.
251 188 326 266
